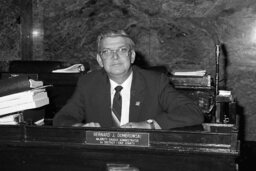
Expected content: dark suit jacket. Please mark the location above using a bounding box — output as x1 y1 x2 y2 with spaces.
53 66 204 129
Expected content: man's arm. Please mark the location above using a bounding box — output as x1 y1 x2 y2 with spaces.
121 72 204 130
53 77 86 127
153 74 204 129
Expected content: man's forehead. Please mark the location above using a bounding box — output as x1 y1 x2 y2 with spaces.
102 35 128 41
101 36 129 47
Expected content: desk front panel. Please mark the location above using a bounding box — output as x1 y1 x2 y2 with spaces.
0 125 239 171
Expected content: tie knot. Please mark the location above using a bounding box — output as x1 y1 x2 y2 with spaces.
115 86 123 93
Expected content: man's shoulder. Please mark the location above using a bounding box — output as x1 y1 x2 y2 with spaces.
133 65 167 78
78 68 106 84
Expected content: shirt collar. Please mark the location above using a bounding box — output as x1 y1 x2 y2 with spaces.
110 71 133 92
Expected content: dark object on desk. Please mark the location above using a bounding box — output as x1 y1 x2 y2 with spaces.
169 74 216 123
171 80 237 125
174 86 215 123
19 107 45 125
0 75 30 97
9 60 64 73
9 60 90 74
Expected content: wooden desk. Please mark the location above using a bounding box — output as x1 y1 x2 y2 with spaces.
0 124 239 171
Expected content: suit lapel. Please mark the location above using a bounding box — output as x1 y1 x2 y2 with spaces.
97 70 113 127
129 66 145 122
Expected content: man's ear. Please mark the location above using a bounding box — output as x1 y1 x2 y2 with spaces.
96 54 104 67
131 50 136 64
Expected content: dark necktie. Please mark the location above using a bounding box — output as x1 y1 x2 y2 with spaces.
112 86 123 122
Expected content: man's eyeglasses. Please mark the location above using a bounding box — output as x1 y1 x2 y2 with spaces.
100 47 130 59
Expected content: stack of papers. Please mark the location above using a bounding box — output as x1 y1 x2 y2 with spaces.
0 88 49 117
52 64 85 73
0 113 20 125
171 70 206 77
0 75 50 125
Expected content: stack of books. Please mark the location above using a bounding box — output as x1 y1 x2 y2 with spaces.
170 70 212 88
0 76 50 125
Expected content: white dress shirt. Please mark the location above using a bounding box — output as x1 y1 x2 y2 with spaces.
110 72 133 126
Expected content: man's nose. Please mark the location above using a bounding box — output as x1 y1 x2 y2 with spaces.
112 50 119 59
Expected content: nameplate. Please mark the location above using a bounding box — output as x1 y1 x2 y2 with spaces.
85 131 150 147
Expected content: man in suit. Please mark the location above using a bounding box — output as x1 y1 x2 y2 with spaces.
53 30 204 129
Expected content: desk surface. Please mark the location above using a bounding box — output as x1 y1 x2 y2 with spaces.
0 124 240 171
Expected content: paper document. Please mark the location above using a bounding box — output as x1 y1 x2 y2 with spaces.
172 70 206 77
52 64 85 73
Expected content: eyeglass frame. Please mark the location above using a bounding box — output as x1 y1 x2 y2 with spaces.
99 46 131 59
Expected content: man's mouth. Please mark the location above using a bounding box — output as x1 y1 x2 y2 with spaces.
112 63 121 66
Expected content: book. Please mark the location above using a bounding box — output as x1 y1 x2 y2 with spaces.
0 113 20 125
0 91 47 108
52 63 85 73
0 120 18 125
171 70 206 77
0 88 46 103
0 97 49 116
170 75 211 87
0 75 43 97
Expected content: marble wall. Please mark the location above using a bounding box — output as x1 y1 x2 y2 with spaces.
1 0 256 141
0 0 20 70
